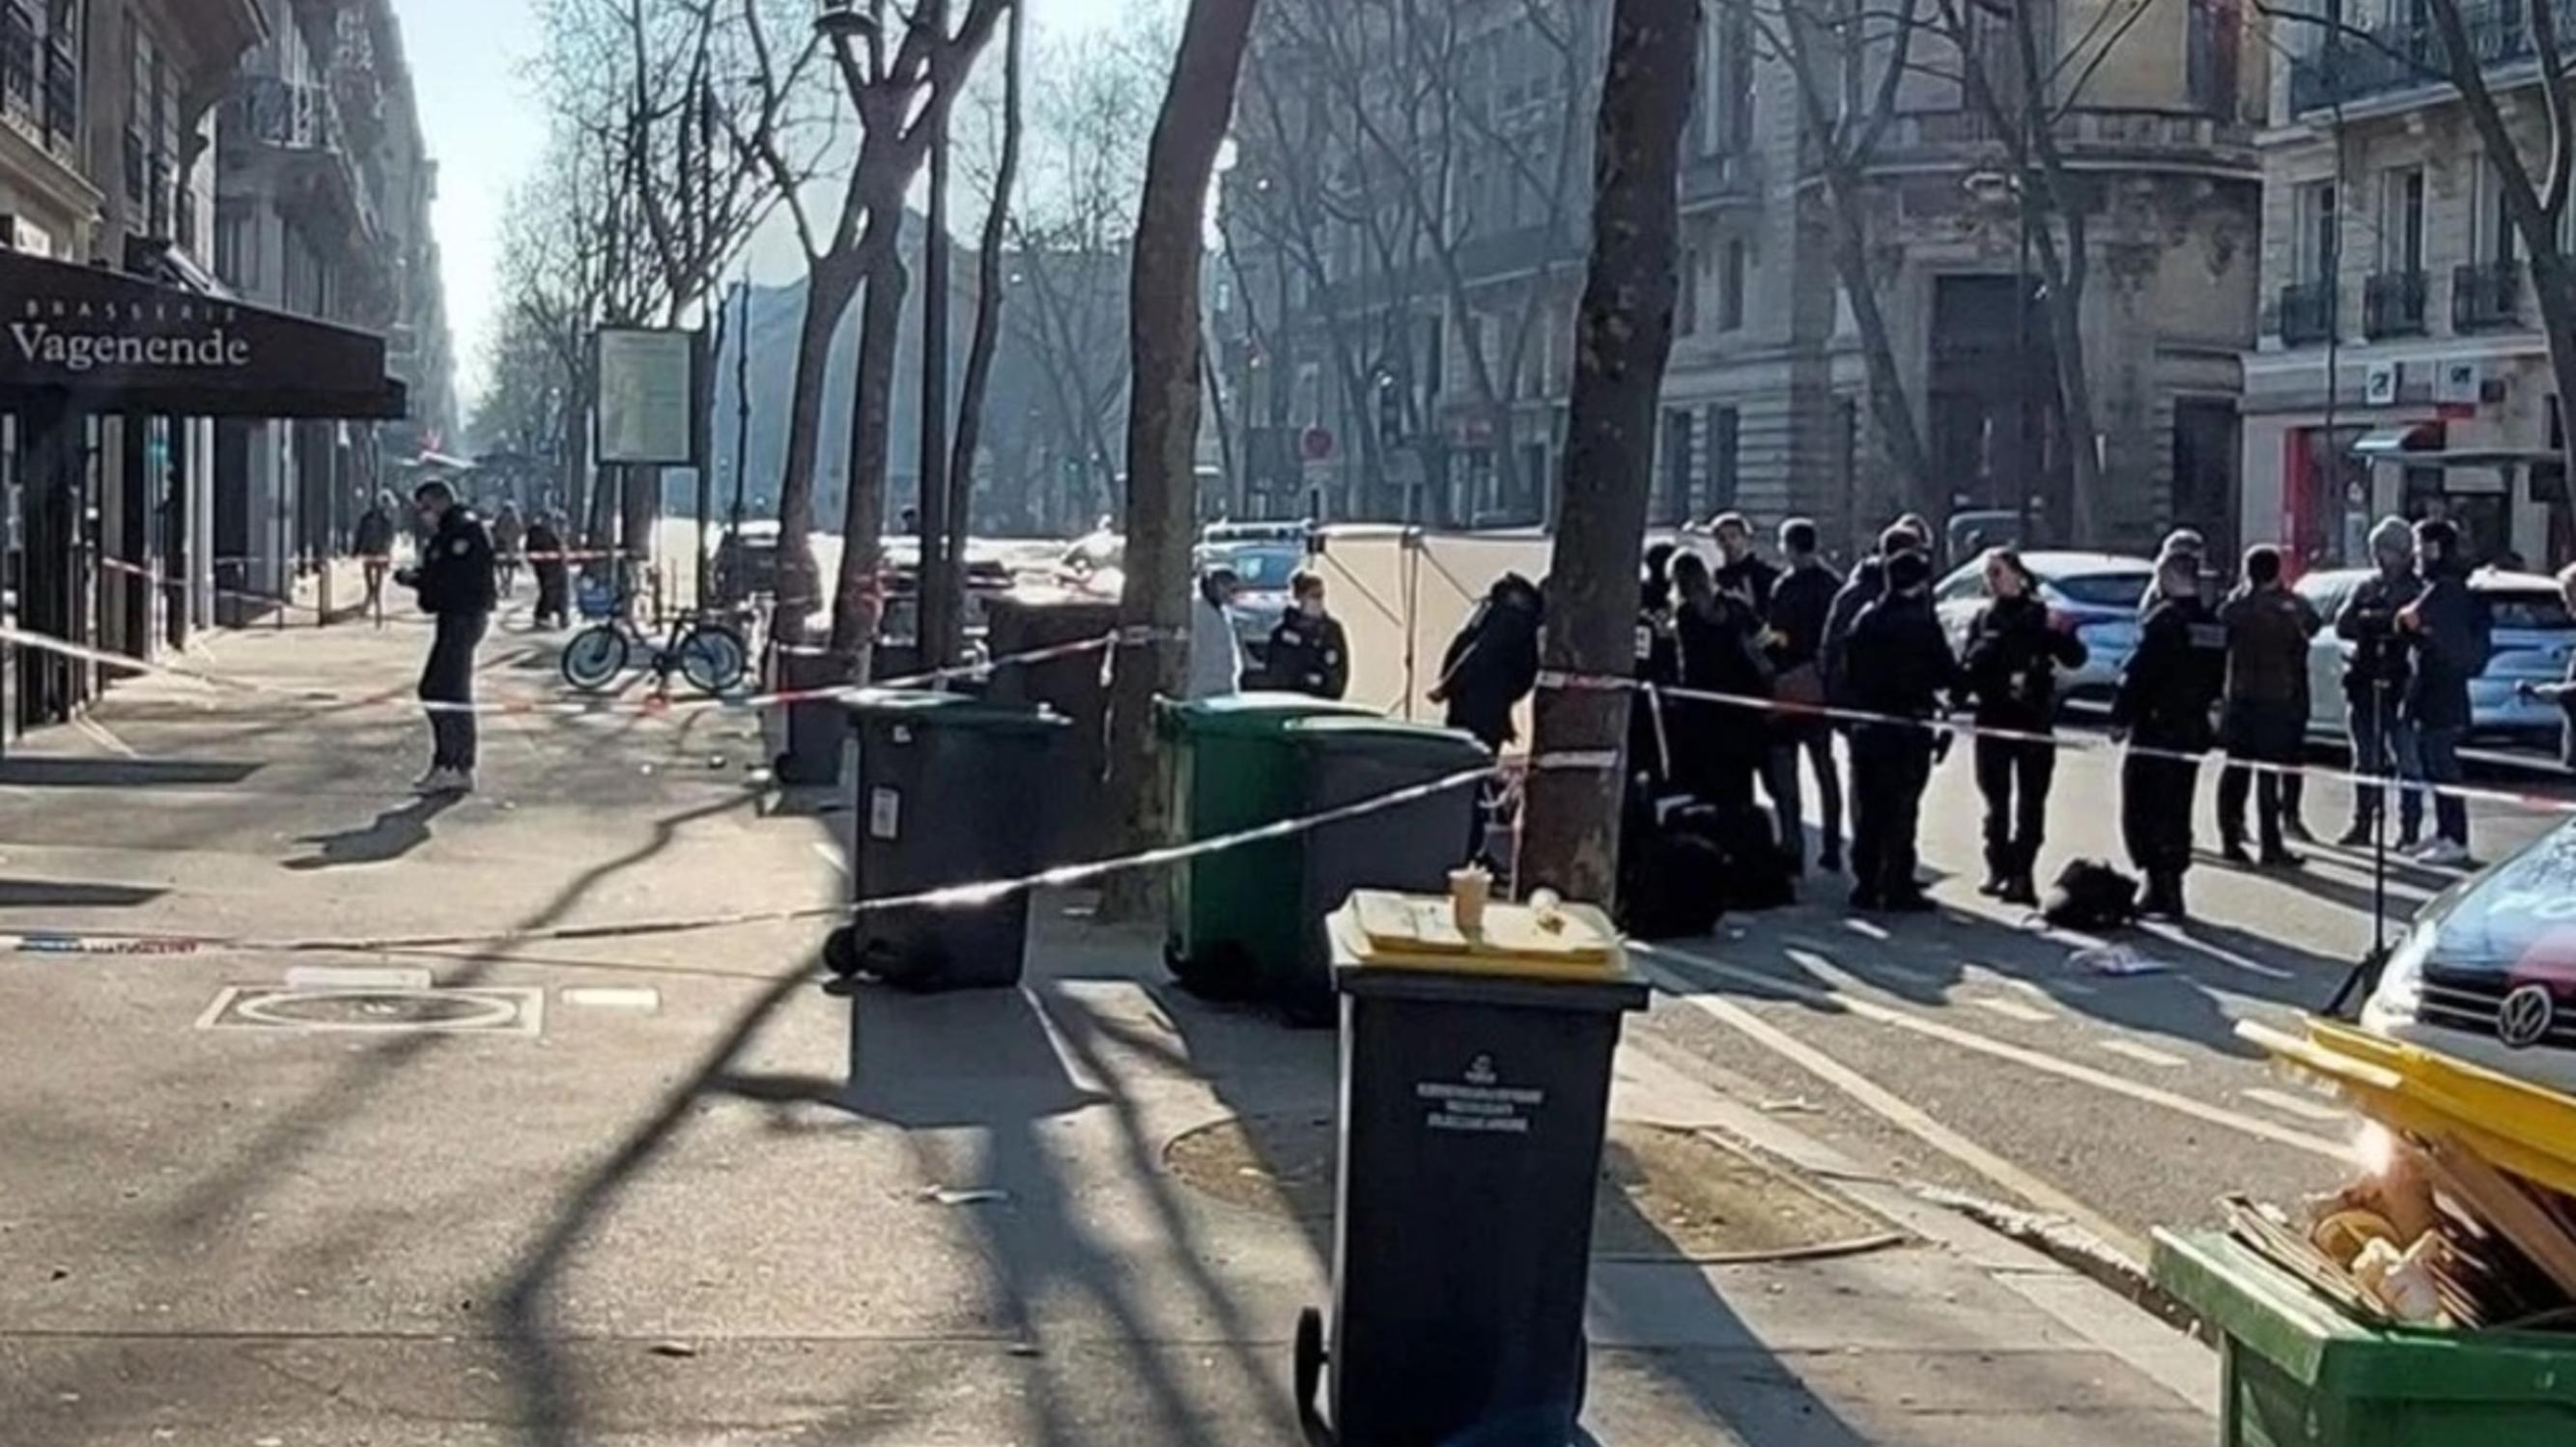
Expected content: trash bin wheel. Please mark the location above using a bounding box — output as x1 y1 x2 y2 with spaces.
1292 1306 1328 1439
823 924 862 978
1165 938 1259 1002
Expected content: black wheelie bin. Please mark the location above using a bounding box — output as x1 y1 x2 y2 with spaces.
822 689 1069 990
1295 890 1648 1447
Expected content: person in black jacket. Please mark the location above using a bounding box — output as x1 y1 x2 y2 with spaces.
1264 570 1350 699
1431 571 1543 752
2398 519 2492 866
397 480 496 795
2334 516 2425 846
1822 520 1927 703
354 491 398 625
2215 546 2322 867
1631 544 1684 788
1762 518 1845 872
1959 547 2086 905
2518 564 2576 770
1711 512 1779 618
524 511 570 630
1840 549 1958 911
1670 552 1774 811
2112 551 2227 920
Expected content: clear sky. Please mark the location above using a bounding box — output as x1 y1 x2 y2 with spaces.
396 0 1135 413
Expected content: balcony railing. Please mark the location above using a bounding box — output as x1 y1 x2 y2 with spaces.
2453 257 2524 329
2289 0 2576 111
1680 150 1754 208
1874 105 2255 166
2278 277 2336 346
230 73 335 151
2364 269 2430 337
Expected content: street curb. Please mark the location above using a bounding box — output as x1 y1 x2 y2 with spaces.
1615 1026 2221 1417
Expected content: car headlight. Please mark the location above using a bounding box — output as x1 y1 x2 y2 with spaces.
2369 917 2439 1020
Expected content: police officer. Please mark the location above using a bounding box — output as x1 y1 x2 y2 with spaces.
1840 549 1958 912
2215 545 2320 867
1959 547 2086 905
2112 550 2226 921
1265 569 1350 699
398 479 496 795
1632 544 1683 788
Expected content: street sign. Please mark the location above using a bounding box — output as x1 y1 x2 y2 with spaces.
1300 424 1336 462
596 327 700 465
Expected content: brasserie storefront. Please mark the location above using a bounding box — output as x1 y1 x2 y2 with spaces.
0 248 405 740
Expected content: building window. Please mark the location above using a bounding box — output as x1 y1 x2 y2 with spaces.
1678 246 1700 335
1717 239 1746 331
2295 180 2337 282
2479 156 2519 262
2186 0 2241 119
1664 409 1695 523
213 201 252 286
1704 2 1752 156
2379 166 2423 273
1708 406 1741 513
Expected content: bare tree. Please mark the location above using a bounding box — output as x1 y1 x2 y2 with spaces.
938 0 1026 664
1519 0 1698 902
1098 0 1262 920
2258 0 2576 523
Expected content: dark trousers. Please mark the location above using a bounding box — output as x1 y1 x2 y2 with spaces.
534 565 570 629
2417 724 2469 845
2347 690 2423 839
1972 735 2054 877
2122 749 2201 880
421 610 488 771
1849 724 1933 899
2217 699 2305 852
1763 727 1844 866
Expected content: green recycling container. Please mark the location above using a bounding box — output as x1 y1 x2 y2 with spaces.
2152 1228 2576 1446
1274 715 1490 1027
1160 691 1375 1000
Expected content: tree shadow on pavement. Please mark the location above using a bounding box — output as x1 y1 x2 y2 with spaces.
0 755 262 788
282 795 461 870
0 876 167 908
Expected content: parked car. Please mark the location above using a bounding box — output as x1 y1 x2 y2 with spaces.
2296 567 2575 742
1932 550 2155 714
2364 817 2576 1094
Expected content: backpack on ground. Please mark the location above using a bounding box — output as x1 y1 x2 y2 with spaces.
1678 800 1795 913
1618 793 1728 940
2043 858 2138 931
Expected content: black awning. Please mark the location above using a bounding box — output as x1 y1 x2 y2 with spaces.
0 247 407 420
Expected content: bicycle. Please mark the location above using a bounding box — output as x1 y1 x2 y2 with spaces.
559 581 749 695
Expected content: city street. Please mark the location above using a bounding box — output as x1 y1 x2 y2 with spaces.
0 606 2565 1443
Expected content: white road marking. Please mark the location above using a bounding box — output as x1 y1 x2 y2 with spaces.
1634 956 2150 1264
2244 1087 2349 1123
1021 984 1110 1098
561 986 661 1011
1969 996 2054 1024
2133 923 2295 981
1841 919 1891 942
1858 962 1938 987
71 713 138 758
1640 942 2349 1160
2097 1038 2188 1068
284 966 434 991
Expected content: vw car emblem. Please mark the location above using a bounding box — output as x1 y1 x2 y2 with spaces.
2498 984 2558 1050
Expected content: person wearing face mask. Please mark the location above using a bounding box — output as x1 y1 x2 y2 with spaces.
1839 549 1958 912
1265 569 1349 699
1958 547 2086 905
2113 549 2227 920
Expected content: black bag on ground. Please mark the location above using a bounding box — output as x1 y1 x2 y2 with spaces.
1618 795 1728 940
1674 801 1795 912
2042 858 2138 930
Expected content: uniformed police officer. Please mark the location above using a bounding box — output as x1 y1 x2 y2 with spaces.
2112 550 2227 921
398 479 496 796
1265 570 1350 699
1839 549 1959 912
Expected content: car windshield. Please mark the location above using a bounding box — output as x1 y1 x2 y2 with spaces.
2487 587 2575 631
2045 570 2152 610
1206 545 1302 590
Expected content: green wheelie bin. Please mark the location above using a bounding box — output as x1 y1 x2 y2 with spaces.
1160 692 1374 1000
1273 715 1490 1026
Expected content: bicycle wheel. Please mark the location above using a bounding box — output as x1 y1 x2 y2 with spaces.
677 623 748 695
560 624 631 691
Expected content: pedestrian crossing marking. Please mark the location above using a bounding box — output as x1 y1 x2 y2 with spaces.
1969 997 2052 1024
2097 1039 2187 1068
2243 1087 2347 1123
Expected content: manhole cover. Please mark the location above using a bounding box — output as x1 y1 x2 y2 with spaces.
197 986 543 1036
1164 1115 1896 1262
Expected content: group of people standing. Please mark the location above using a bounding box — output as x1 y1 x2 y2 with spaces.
353 493 572 631
1631 507 2527 924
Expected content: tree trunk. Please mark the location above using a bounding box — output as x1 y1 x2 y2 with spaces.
2531 251 2576 526
948 0 1024 606
828 210 910 666
917 0 959 669
1821 165 1936 533
772 255 863 638
1097 0 1261 922
1518 0 1697 905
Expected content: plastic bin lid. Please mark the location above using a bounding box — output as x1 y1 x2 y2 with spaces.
1329 890 1635 984
839 687 1068 734
1159 691 1376 738
1283 714 1491 758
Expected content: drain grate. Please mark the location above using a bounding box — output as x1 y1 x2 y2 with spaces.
196 985 544 1036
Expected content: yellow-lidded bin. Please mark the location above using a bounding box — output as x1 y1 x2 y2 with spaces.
1296 890 1646 1447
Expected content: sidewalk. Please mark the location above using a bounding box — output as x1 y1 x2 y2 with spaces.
0 608 2216 1446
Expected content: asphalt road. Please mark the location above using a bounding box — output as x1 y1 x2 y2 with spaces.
1624 728 2573 1263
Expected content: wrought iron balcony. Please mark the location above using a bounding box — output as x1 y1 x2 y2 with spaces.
1871 105 2255 171
2453 257 2524 329
2278 277 2336 346
230 74 336 151
2364 270 2429 337
2289 0 2576 112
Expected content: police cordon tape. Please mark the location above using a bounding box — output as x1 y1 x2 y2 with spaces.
1537 669 2576 818
0 762 1498 958
0 619 1173 719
